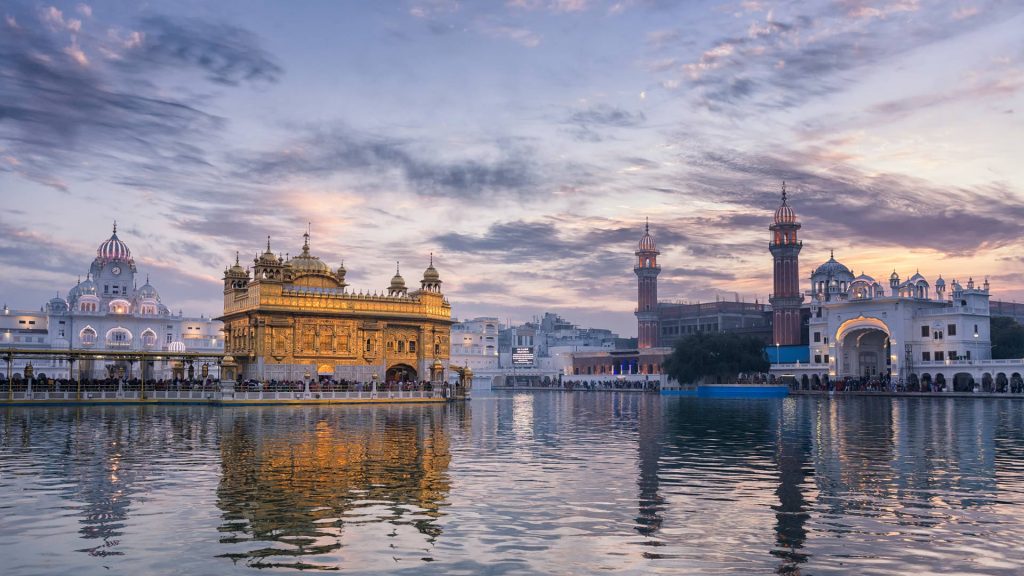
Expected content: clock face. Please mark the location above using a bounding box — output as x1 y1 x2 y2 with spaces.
111 266 121 276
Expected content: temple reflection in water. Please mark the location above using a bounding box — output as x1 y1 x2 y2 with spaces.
1 396 1023 574
215 404 461 570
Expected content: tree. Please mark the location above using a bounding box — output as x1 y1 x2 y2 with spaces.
991 316 1024 359
663 332 770 384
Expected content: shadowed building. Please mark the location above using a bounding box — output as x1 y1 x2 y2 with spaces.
219 233 452 383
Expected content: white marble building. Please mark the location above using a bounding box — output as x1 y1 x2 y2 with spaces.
774 252 1024 391
1 225 222 381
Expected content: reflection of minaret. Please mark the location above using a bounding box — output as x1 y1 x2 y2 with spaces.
772 399 813 574
635 394 664 536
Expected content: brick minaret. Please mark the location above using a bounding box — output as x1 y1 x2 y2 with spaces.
635 219 661 349
769 184 803 346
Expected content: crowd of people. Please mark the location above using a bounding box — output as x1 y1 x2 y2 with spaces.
791 374 1024 394
0 375 219 392
502 379 660 391
235 378 443 393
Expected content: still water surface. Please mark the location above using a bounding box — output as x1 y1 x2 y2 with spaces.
1 393 1024 575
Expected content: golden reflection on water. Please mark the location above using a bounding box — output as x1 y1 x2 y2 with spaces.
215 405 458 570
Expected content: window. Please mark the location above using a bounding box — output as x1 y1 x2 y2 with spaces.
397 341 405 353
28 320 35 325
823 354 830 363
814 354 822 364
948 351 957 360
935 351 944 361
166 333 173 343
921 326 929 337
409 341 416 353
948 324 957 336
80 327 97 345
966 350 971 360
922 351 931 361
813 332 821 343
974 324 979 336
365 338 372 352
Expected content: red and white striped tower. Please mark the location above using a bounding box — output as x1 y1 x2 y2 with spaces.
635 219 661 349
769 183 804 346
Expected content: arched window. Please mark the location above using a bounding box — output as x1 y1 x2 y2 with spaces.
365 338 372 352
80 326 97 346
106 327 132 347
409 340 416 353
645 258 651 267
141 329 157 348
109 299 131 314
397 340 405 353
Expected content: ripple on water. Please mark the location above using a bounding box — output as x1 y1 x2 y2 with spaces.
1 396 1024 574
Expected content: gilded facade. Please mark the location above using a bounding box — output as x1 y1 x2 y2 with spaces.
219 233 452 382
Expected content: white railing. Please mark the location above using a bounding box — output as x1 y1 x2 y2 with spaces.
1 389 441 402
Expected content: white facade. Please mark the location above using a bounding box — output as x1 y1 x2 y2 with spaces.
773 254 1024 390
0 225 223 381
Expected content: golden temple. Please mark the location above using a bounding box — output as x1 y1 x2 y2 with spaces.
219 233 452 384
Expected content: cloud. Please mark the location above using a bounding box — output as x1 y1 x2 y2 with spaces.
0 7 281 190
230 126 540 200
682 144 1024 255
565 104 646 141
658 1 1022 113
479 24 542 47
117 16 283 85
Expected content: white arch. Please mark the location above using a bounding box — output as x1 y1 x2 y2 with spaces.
108 298 131 314
80 325 97 345
105 326 133 344
140 328 157 347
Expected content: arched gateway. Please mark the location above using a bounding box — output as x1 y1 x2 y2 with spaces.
834 317 891 379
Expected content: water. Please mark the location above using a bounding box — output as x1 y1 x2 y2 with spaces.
1 393 1023 575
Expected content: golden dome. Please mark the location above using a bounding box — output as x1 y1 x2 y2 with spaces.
289 232 330 273
390 262 406 289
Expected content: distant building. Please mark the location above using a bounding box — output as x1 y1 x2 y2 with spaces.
0 224 222 381
655 301 771 347
989 300 1024 325
632 222 772 349
450 317 500 372
768 193 1024 390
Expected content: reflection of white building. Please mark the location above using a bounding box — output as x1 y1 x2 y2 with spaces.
1 224 222 380
770 194 1024 391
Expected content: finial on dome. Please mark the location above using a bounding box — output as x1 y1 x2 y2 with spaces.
396 261 401 275
146 274 150 284
235 251 240 265
430 252 433 266
266 236 271 252
645 216 649 233
781 181 787 204
830 249 834 259
113 220 117 234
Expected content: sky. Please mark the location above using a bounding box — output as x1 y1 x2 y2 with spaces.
1 0 1022 337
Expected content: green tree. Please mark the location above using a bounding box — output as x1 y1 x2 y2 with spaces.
990 316 1024 359
663 332 770 384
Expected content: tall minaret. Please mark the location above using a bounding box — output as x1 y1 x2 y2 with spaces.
635 219 661 349
769 184 804 347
